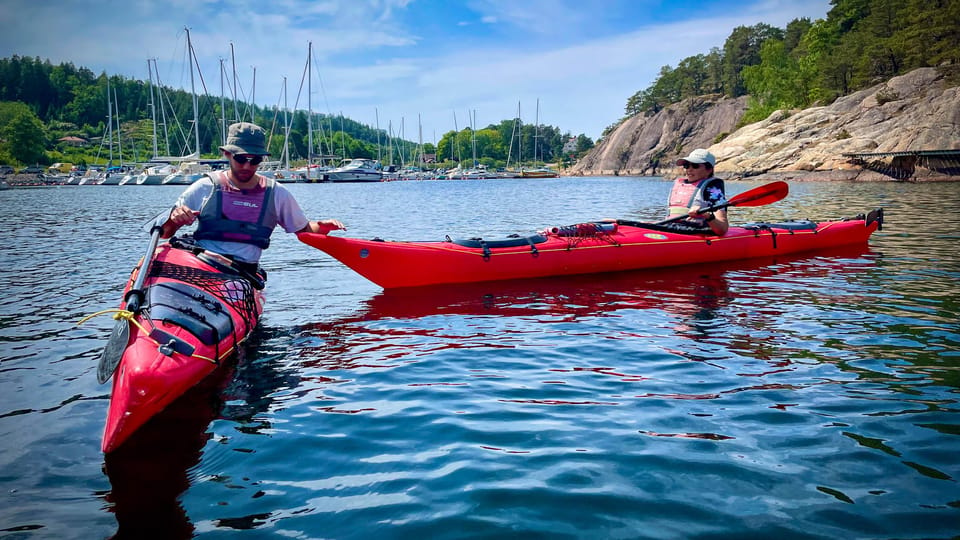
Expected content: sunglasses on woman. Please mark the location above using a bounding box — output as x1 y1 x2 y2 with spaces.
681 163 701 169
232 154 264 166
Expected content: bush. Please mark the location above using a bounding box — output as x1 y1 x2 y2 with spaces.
875 87 899 105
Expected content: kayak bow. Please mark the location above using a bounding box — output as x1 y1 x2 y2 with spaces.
100 242 264 453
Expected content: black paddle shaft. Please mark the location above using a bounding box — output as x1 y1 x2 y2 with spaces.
123 209 172 313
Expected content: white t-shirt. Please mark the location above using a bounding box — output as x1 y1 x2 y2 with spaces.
176 174 310 263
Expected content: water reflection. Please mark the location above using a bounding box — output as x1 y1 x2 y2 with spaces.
294 245 876 372
101 334 301 539
102 367 227 539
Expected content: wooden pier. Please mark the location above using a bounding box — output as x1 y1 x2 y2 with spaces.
841 149 960 180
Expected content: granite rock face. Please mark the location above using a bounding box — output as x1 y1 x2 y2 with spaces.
570 67 960 181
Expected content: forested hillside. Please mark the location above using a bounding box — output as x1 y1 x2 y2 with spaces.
615 0 959 136
0 57 589 170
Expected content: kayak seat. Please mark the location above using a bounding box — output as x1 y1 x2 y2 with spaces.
447 234 548 249
446 234 547 261
616 220 716 236
147 282 235 346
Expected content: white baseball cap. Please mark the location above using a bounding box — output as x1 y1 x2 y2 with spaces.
676 149 716 167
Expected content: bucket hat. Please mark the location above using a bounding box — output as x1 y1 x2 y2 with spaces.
219 122 270 155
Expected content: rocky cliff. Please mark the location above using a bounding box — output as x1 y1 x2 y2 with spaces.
569 67 960 181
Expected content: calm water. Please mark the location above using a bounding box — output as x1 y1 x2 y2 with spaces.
1 177 958 539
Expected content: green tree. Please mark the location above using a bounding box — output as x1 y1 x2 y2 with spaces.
0 102 47 164
721 23 784 97
575 134 594 154
742 39 810 123
784 18 813 52
899 0 960 68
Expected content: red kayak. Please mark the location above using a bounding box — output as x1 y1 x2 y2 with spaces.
299 209 883 290
100 241 264 453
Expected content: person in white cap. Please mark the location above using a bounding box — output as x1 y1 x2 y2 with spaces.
161 122 345 275
667 148 728 235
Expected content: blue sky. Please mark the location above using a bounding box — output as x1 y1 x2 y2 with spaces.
0 0 830 142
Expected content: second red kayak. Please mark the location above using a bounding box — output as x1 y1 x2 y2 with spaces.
299 209 883 289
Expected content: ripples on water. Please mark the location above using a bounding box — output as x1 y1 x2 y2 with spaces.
0 179 958 538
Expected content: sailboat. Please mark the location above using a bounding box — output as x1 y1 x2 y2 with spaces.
161 28 214 186
93 78 128 185
129 59 176 185
520 99 558 178
259 76 301 183
290 42 337 182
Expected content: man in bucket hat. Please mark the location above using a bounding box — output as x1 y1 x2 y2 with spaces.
666 148 728 235
161 122 344 274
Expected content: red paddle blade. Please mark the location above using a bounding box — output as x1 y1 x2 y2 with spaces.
728 181 789 207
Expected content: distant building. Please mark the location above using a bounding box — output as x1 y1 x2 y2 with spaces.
58 136 90 147
562 137 577 154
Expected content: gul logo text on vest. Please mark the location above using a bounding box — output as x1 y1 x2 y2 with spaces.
232 201 260 208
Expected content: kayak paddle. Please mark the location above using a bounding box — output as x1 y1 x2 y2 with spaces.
657 181 789 225
97 208 172 384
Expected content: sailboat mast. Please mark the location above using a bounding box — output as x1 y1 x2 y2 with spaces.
148 59 158 159
307 42 313 168
283 76 290 170
417 113 423 168
231 42 239 122
375 108 381 162
533 98 540 167
152 60 171 155
471 109 477 168
387 121 393 166
219 58 227 145
185 27 200 157
106 77 113 165
518 102 523 167
250 66 256 123
399 117 405 166
114 88 123 165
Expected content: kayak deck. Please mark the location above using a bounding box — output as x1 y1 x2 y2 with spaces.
299 209 883 289
102 243 264 453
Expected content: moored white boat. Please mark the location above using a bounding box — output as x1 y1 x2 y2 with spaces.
162 161 215 185
322 158 383 182
134 163 176 185
258 161 301 183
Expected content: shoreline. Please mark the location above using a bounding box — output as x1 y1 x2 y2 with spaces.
560 168 960 182
5 170 959 187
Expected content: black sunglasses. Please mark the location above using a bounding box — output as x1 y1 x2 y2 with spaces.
232 154 264 166
681 162 701 169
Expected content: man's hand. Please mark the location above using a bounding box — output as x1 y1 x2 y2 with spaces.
306 219 346 235
161 205 199 238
